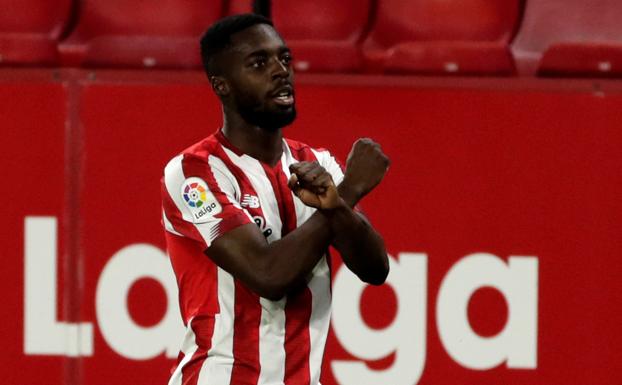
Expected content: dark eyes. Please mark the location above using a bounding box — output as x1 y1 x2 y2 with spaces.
281 54 292 66
250 54 293 69
250 58 266 68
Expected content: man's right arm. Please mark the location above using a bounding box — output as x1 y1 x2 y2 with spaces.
206 211 331 301
205 163 342 301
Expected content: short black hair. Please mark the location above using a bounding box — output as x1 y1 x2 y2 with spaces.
200 13 274 77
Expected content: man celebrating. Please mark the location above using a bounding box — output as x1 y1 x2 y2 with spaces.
161 13 390 385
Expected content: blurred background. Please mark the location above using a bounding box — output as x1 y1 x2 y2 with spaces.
1 1 621 384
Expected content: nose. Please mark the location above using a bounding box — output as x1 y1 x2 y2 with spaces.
271 58 290 80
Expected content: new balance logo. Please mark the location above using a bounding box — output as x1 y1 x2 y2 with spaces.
241 194 260 208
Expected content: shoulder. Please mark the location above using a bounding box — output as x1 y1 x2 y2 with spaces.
162 134 241 201
284 138 344 182
163 134 223 177
285 138 333 162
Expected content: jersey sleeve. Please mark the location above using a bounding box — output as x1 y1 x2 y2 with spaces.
310 148 345 186
161 153 253 249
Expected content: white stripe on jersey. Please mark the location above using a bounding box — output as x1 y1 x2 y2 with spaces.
168 318 199 385
207 154 254 223
221 146 283 242
207 155 242 204
258 297 287 384
198 267 236 385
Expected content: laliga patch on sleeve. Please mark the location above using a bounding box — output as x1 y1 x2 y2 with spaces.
180 177 222 223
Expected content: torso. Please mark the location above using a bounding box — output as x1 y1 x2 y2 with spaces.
162 131 343 385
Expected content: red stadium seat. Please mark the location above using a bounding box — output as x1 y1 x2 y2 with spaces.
58 0 224 69
512 0 622 76
270 0 372 73
226 0 254 16
0 0 73 66
362 0 522 75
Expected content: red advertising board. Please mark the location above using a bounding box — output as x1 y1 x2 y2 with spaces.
2 70 621 385
0 79 67 385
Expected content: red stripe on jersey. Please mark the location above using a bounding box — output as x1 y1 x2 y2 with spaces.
260 161 298 235
284 288 313 385
278 168 298 235
165 232 220 323
180 316 215 385
285 139 318 164
230 281 262 384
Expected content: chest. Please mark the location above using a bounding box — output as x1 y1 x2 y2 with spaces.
230 157 316 243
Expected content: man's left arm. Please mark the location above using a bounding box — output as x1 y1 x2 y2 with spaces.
304 138 391 285
326 200 389 285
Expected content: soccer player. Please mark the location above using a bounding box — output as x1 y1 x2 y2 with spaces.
161 13 390 385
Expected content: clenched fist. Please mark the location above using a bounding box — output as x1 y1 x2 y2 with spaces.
288 161 344 210
340 138 390 205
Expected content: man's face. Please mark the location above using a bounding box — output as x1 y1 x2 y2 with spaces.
222 24 296 131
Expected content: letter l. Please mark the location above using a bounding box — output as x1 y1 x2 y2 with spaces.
24 216 93 356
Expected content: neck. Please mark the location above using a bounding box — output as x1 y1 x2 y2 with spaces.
221 106 284 167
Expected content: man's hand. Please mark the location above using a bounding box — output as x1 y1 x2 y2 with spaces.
340 138 390 206
288 162 344 210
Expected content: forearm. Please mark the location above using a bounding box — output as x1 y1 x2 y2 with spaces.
337 182 360 209
326 203 389 285
257 210 334 299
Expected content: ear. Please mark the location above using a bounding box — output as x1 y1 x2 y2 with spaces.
210 76 230 97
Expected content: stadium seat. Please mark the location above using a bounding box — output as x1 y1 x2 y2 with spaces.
270 0 372 73
362 0 522 75
0 0 73 66
58 0 224 69
226 0 254 15
512 0 622 76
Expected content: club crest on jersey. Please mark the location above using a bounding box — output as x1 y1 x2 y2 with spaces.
181 177 222 223
241 194 260 209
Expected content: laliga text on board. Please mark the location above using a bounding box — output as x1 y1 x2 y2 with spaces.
24 216 538 385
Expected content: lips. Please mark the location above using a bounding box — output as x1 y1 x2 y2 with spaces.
270 84 295 106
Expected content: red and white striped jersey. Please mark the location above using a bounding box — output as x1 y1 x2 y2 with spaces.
161 130 344 385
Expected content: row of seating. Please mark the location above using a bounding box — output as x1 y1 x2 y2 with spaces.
1 0 621 77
